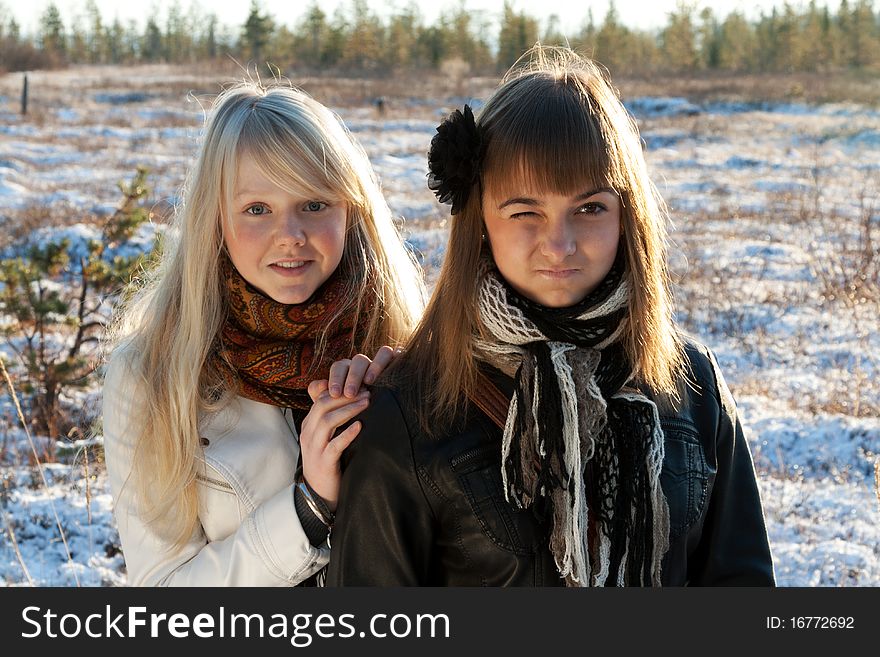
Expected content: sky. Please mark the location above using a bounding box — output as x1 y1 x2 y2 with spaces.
9 0 810 34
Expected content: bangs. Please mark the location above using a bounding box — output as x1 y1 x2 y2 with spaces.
481 79 619 200
235 100 362 205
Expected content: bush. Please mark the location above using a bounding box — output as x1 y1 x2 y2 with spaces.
0 167 156 452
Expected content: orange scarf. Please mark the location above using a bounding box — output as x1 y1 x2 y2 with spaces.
215 258 368 410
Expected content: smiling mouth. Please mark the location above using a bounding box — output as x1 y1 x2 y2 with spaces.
269 260 311 276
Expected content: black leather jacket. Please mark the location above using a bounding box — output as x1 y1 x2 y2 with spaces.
326 338 775 586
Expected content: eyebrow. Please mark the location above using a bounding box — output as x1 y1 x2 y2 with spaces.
497 187 616 210
233 189 266 200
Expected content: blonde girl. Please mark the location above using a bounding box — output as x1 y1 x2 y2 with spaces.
103 82 424 586
327 47 774 587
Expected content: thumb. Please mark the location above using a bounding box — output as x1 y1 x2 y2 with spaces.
307 379 329 403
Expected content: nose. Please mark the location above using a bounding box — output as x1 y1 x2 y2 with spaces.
275 210 306 247
540 216 576 262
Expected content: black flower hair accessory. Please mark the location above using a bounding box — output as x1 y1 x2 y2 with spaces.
427 104 483 215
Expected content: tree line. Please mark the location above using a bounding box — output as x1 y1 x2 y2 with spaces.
1 0 879 76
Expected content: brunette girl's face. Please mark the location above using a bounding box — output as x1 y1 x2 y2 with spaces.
225 150 347 305
482 181 621 308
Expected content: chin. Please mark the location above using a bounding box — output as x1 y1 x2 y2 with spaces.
530 289 588 309
270 288 315 305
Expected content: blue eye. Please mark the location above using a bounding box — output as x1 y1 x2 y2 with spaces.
304 201 327 212
244 203 269 216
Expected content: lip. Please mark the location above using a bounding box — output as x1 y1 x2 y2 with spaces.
536 268 580 279
269 260 312 277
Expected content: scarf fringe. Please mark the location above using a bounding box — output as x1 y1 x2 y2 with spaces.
480 258 670 587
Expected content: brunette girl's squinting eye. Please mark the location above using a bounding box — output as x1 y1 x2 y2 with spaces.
244 203 270 216
509 210 537 220
304 201 328 212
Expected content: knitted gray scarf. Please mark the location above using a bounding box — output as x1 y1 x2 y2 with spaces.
475 254 670 587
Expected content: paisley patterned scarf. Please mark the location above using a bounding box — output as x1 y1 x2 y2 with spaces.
215 257 368 410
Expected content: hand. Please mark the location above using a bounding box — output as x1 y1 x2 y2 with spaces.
299 383 370 511
322 346 399 399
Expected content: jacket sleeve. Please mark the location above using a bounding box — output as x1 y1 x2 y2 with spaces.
689 348 776 585
102 352 329 586
325 388 437 586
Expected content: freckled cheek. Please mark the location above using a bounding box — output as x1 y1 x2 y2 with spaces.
310 220 347 261
226 220 271 250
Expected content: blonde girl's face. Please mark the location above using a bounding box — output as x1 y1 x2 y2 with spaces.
225 151 347 305
482 183 621 308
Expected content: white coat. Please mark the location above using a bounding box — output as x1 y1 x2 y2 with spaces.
102 352 329 586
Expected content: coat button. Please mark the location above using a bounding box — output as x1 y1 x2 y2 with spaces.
200 436 210 446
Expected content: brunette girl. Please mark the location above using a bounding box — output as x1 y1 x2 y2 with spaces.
327 47 775 586
103 82 424 585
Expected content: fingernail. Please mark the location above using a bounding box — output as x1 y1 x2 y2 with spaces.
345 386 357 397
330 385 341 396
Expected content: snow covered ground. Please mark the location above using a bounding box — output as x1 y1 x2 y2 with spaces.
0 66 877 586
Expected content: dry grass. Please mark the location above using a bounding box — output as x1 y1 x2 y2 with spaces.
616 71 880 106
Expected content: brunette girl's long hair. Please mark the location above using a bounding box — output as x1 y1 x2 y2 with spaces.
393 46 684 432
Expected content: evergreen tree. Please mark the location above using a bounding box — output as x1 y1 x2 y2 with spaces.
322 7 347 67
38 3 66 59
165 0 190 62
595 1 633 73
84 0 104 63
105 18 125 63
343 0 384 70
497 1 539 70
67 14 88 62
297 2 327 68
439 1 493 72
542 14 567 47
697 7 720 69
717 11 755 71
143 17 164 61
242 0 274 64
572 8 597 58
385 3 422 69
851 0 880 68
661 1 698 72
0 169 155 445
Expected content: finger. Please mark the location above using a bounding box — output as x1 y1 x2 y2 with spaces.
307 379 329 403
364 345 395 385
301 391 369 450
327 421 362 456
312 388 369 412
327 359 351 397
319 395 370 433
343 353 372 397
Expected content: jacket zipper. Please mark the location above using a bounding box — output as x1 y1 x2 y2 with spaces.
195 473 234 491
451 444 497 468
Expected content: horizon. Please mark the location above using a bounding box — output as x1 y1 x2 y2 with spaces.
8 0 818 35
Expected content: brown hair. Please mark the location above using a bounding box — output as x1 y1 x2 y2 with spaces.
393 45 684 430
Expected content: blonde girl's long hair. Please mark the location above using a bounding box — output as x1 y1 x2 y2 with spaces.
396 45 684 430
106 82 425 547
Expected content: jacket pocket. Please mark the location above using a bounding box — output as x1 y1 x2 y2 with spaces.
450 444 533 555
196 469 244 542
659 418 709 540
